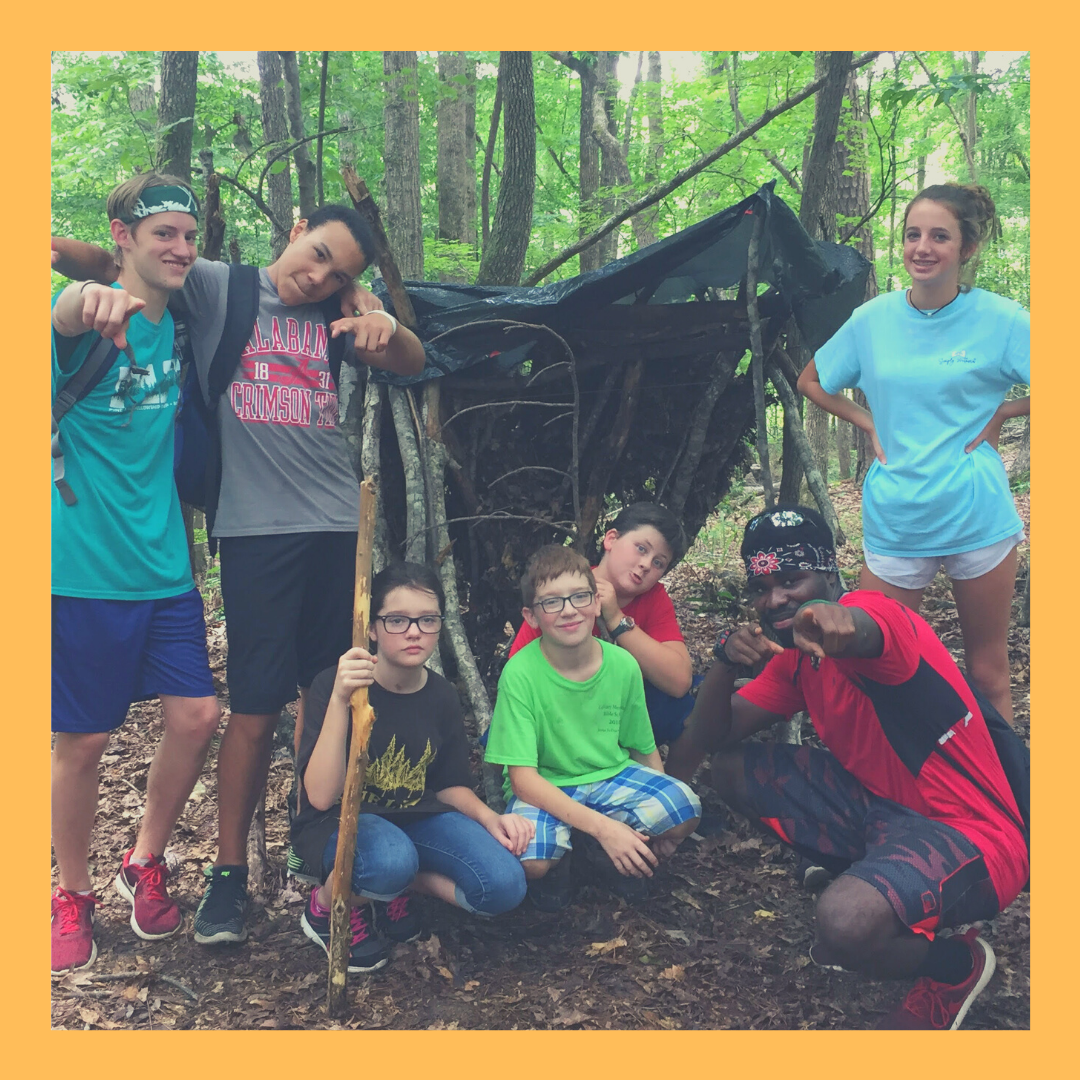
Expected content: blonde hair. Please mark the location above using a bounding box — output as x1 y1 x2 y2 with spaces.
106 171 198 267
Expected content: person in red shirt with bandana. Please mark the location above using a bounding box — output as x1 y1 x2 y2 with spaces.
688 504 1027 1029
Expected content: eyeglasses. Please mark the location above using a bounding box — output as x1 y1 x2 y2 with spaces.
532 590 595 615
375 614 443 634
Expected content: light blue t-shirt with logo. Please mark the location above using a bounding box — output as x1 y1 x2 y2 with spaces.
52 286 194 599
814 288 1029 558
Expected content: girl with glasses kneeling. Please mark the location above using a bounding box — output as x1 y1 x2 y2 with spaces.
291 562 532 973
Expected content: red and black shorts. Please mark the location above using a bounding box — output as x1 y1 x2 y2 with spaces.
740 742 1000 937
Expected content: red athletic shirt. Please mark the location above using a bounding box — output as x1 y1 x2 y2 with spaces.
508 576 683 657
737 590 1028 909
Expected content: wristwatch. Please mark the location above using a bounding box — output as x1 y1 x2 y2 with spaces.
609 616 636 640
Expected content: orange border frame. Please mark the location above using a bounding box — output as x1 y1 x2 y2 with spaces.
9 11 1062 1073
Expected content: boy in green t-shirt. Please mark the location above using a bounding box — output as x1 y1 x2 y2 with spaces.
485 545 700 910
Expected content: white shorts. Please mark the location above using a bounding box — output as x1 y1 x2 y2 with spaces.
863 532 1025 591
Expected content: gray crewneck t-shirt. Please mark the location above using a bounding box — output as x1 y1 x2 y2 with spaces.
178 259 360 537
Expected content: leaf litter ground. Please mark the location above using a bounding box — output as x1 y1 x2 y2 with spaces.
51 436 1030 1030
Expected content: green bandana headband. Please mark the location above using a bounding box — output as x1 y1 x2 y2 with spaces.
123 185 199 222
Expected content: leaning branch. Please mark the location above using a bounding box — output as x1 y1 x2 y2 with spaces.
523 51 881 286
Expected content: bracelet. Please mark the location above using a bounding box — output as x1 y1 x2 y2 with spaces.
712 628 742 668
367 309 398 336
796 599 833 611
79 281 96 294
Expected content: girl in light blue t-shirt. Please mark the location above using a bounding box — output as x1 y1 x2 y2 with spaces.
798 183 1029 722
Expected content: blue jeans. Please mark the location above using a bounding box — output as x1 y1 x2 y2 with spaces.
321 811 526 916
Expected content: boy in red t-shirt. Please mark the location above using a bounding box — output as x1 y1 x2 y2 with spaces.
689 504 1028 1030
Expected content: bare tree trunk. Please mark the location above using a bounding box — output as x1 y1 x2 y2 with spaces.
257 51 292 259
480 78 501 248
595 51 621 266
199 168 226 262
157 52 198 181
437 51 472 282
383 51 424 279
785 51 852 502
964 51 980 182
128 81 156 134
464 58 477 252
836 411 852 480
589 95 657 252
389 387 428 563
475 52 535 286
551 51 599 273
636 51 664 245
279 51 317 219
834 68 879 486
317 51 329 206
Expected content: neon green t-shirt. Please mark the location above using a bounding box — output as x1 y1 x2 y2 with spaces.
485 639 656 800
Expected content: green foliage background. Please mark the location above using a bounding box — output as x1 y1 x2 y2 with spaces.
51 50 1029 307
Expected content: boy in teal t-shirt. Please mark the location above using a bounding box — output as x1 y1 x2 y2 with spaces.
50 173 220 976
485 545 700 910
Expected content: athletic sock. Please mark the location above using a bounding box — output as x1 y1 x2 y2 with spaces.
310 892 330 916
131 854 153 868
915 935 975 985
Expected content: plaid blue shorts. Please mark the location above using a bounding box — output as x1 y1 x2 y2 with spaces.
505 762 701 862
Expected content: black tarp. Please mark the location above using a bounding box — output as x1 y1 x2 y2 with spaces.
370 181 871 386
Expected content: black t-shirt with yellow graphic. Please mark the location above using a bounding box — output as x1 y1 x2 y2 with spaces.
290 665 475 873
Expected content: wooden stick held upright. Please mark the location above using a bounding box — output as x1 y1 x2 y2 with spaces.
327 477 379 1016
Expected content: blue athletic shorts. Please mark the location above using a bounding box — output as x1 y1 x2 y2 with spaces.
644 675 703 746
52 589 216 734
505 762 701 862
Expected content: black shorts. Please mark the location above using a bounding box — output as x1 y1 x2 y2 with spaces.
218 532 356 714
740 742 1000 937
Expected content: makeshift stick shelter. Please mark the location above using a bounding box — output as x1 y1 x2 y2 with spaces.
338 181 869 768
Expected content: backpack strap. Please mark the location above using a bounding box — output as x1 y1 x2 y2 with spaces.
207 264 261 399
51 333 121 507
196 263 261 547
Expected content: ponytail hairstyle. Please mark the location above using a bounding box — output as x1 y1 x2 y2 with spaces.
904 183 997 290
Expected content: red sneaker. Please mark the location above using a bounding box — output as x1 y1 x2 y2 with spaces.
51 888 99 975
114 849 182 940
877 929 996 1030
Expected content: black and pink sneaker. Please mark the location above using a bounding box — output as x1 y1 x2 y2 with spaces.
301 891 388 973
373 895 423 943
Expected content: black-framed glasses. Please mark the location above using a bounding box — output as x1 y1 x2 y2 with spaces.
375 614 443 634
532 590 595 615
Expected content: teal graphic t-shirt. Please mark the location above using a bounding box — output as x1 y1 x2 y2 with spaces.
51 286 194 599
814 288 1029 557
